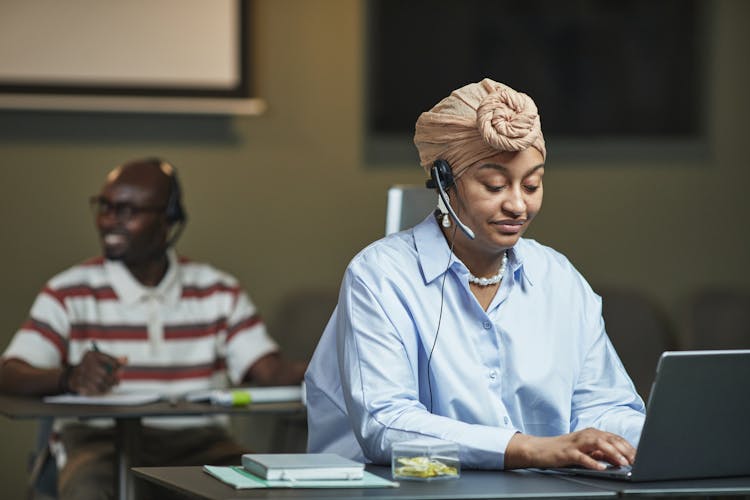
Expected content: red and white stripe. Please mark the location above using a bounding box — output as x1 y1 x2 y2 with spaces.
2 253 278 428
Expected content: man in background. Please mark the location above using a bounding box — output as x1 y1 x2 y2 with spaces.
0 158 306 499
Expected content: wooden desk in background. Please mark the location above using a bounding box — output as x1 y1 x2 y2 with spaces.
0 394 305 500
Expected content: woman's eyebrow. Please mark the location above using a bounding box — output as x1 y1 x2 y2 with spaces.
479 163 545 176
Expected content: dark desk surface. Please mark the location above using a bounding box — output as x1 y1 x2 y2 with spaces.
132 465 618 500
556 473 750 497
0 394 305 419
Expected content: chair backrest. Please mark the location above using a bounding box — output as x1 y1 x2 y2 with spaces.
262 289 340 453
690 289 750 349
385 185 437 235
267 288 340 362
597 287 677 400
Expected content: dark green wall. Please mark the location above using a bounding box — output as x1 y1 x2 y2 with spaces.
1 1 748 497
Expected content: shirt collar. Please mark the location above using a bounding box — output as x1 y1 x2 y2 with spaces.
414 215 535 287
105 249 182 305
507 239 535 286
414 215 455 284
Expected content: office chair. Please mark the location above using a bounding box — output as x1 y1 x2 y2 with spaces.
28 418 57 500
690 288 750 349
263 288 340 452
385 185 437 235
597 287 677 400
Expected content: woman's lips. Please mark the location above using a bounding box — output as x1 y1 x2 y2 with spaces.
492 220 525 234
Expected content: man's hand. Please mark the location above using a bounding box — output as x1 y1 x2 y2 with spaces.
243 353 307 386
66 350 127 395
504 428 636 470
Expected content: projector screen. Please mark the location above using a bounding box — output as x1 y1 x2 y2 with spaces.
0 0 249 98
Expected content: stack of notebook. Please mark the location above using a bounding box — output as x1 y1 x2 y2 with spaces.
203 453 398 489
241 453 364 481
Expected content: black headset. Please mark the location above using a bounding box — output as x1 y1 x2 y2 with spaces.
164 164 187 225
147 158 187 247
425 159 475 239
425 158 455 191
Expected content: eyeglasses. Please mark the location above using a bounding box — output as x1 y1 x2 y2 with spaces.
89 196 166 222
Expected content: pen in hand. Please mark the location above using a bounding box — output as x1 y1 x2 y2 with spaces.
69 341 127 395
91 341 113 374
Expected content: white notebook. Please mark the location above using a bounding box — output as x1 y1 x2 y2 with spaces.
241 453 364 481
43 393 161 406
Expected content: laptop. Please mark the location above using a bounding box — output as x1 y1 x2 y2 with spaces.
549 350 750 481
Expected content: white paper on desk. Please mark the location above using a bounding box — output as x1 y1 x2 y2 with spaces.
43 393 162 405
185 385 302 404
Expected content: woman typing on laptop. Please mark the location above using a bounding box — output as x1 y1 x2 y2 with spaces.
305 79 645 471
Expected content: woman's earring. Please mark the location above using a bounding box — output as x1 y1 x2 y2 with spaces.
442 213 451 228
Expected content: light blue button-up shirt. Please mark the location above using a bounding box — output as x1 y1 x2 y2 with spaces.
306 215 645 469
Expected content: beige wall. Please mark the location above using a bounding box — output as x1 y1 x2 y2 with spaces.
0 1 748 497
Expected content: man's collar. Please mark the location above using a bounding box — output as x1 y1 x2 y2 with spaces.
105 249 182 304
414 215 534 286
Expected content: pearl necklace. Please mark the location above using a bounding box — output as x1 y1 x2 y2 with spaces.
468 251 508 287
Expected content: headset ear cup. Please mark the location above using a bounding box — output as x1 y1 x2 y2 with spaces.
430 159 475 240
165 176 176 223
164 168 187 246
433 159 455 190
165 170 186 224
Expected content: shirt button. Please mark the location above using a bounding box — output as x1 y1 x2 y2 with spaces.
489 370 497 380
504 416 510 425
482 321 492 330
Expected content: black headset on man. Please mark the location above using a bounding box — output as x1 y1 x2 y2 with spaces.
156 158 188 246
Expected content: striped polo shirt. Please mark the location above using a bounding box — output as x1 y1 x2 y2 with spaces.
2 249 278 428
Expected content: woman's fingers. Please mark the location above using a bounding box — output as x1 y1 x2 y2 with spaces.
505 428 637 470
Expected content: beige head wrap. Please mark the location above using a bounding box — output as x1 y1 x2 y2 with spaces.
414 78 546 178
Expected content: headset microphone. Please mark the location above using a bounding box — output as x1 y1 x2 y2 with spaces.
425 159 475 240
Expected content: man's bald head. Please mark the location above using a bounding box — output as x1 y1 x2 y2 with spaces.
105 158 173 209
